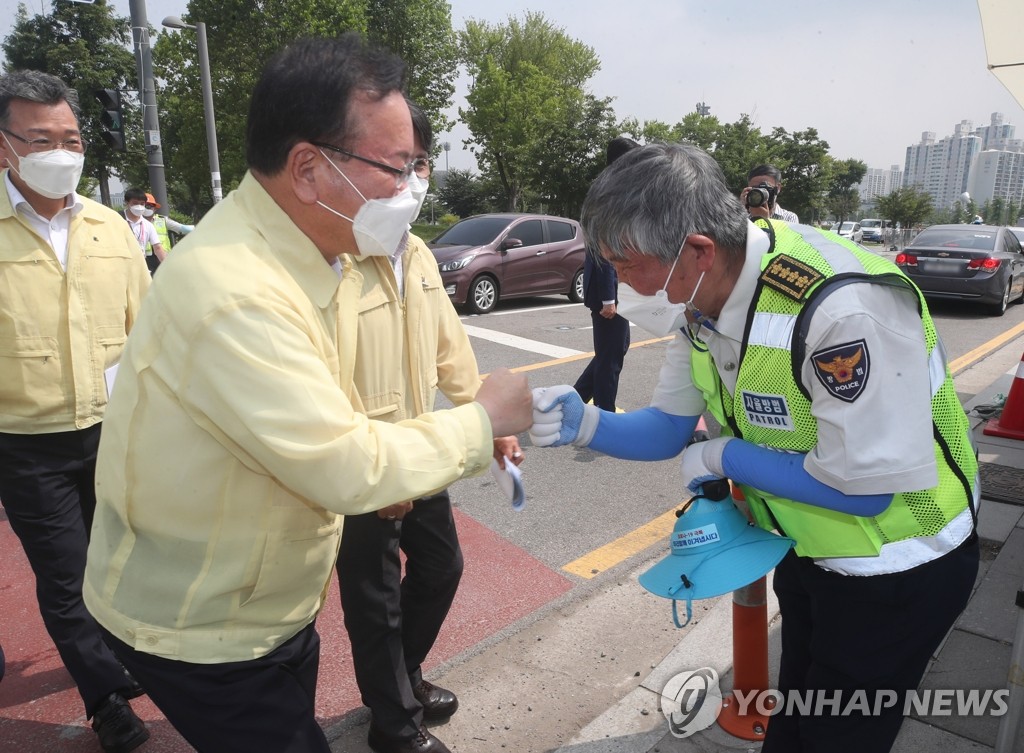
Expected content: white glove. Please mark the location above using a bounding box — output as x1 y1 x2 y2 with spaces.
679 436 732 495
529 385 600 448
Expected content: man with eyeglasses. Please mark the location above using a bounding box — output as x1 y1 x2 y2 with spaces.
0 70 151 753
333 100 520 753
527 142 979 753
83 34 532 753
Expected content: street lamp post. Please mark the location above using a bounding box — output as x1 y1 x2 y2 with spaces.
162 15 222 203
129 0 168 211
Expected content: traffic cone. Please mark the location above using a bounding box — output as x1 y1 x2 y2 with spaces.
984 352 1024 440
716 486 775 742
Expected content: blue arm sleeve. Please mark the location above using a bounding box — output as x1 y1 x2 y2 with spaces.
720 440 893 516
589 407 698 460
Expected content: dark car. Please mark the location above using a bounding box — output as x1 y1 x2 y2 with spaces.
894 224 1024 315
428 213 586 314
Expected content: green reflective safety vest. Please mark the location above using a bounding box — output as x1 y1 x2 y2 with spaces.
690 220 977 558
149 213 172 252
152 214 172 251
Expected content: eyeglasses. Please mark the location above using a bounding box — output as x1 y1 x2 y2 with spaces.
412 157 430 179
312 141 420 189
1 128 88 153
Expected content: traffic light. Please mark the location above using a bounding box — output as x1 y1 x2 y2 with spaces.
95 88 126 152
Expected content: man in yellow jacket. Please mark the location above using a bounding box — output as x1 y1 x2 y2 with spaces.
0 70 151 753
83 34 531 753
335 101 521 753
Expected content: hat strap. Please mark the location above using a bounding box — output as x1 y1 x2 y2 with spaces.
671 596 694 628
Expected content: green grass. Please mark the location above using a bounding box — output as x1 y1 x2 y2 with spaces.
412 222 452 242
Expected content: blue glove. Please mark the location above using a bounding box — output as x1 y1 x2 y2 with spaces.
529 386 600 448
679 436 732 495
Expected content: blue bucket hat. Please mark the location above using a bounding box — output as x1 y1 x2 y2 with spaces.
639 491 794 628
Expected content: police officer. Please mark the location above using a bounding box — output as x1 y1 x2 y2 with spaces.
529 141 979 753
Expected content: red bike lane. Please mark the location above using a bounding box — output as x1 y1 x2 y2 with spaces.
0 507 573 753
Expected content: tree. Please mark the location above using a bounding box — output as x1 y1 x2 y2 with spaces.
876 186 933 246
529 88 616 217
714 115 778 192
987 196 1008 225
826 158 867 223
152 0 366 216
436 168 488 218
153 0 459 218
766 127 832 224
365 0 459 141
619 109 723 152
2 1 146 195
459 12 608 212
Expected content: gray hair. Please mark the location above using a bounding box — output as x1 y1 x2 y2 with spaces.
0 70 81 129
580 141 749 268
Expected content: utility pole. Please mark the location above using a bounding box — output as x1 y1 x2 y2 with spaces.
128 0 168 211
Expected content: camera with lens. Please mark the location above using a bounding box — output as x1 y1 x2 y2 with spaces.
745 182 778 209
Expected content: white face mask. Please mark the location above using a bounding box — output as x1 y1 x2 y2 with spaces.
316 149 416 257
407 172 428 223
3 134 85 200
615 244 692 337
127 204 146 218
143 208 155 218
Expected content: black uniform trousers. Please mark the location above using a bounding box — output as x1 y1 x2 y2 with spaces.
0 426 131 717
335 490 463 741
101 623 330 753
573 310 630 412
761 534 980 753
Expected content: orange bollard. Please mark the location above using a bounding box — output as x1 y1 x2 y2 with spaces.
984 351 1024 440
717 486 775 741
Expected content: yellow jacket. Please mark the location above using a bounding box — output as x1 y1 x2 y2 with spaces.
84 173 492 663
0 173 150 433
345 234 481 426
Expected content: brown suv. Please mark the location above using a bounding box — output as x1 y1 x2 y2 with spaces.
428 213 587 314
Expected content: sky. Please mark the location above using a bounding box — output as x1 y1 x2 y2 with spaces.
2 0 1022 176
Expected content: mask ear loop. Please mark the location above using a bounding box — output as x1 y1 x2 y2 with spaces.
660 237 687 290
1 131 22 177
317 148 365 223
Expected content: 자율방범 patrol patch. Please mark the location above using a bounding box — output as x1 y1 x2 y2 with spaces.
740 392 794 431
760 254 823 301
812 339 869 403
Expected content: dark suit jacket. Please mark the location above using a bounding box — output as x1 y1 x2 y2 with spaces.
582 252 617 312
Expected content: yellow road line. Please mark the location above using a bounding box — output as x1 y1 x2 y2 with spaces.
948 320 1024 375
561 503 682 579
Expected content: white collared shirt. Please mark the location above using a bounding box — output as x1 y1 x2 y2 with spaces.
126 214 161 255
4 172 82 270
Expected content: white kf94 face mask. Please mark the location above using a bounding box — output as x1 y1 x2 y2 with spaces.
407 172 428 223
3 133 85 200
615 240 715 339
316 149 416 257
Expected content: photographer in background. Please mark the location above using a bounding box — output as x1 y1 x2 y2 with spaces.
741 164 799 223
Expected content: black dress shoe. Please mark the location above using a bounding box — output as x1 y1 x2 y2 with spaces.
91 693 150 753
368 724 451 753
412 679 459 720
